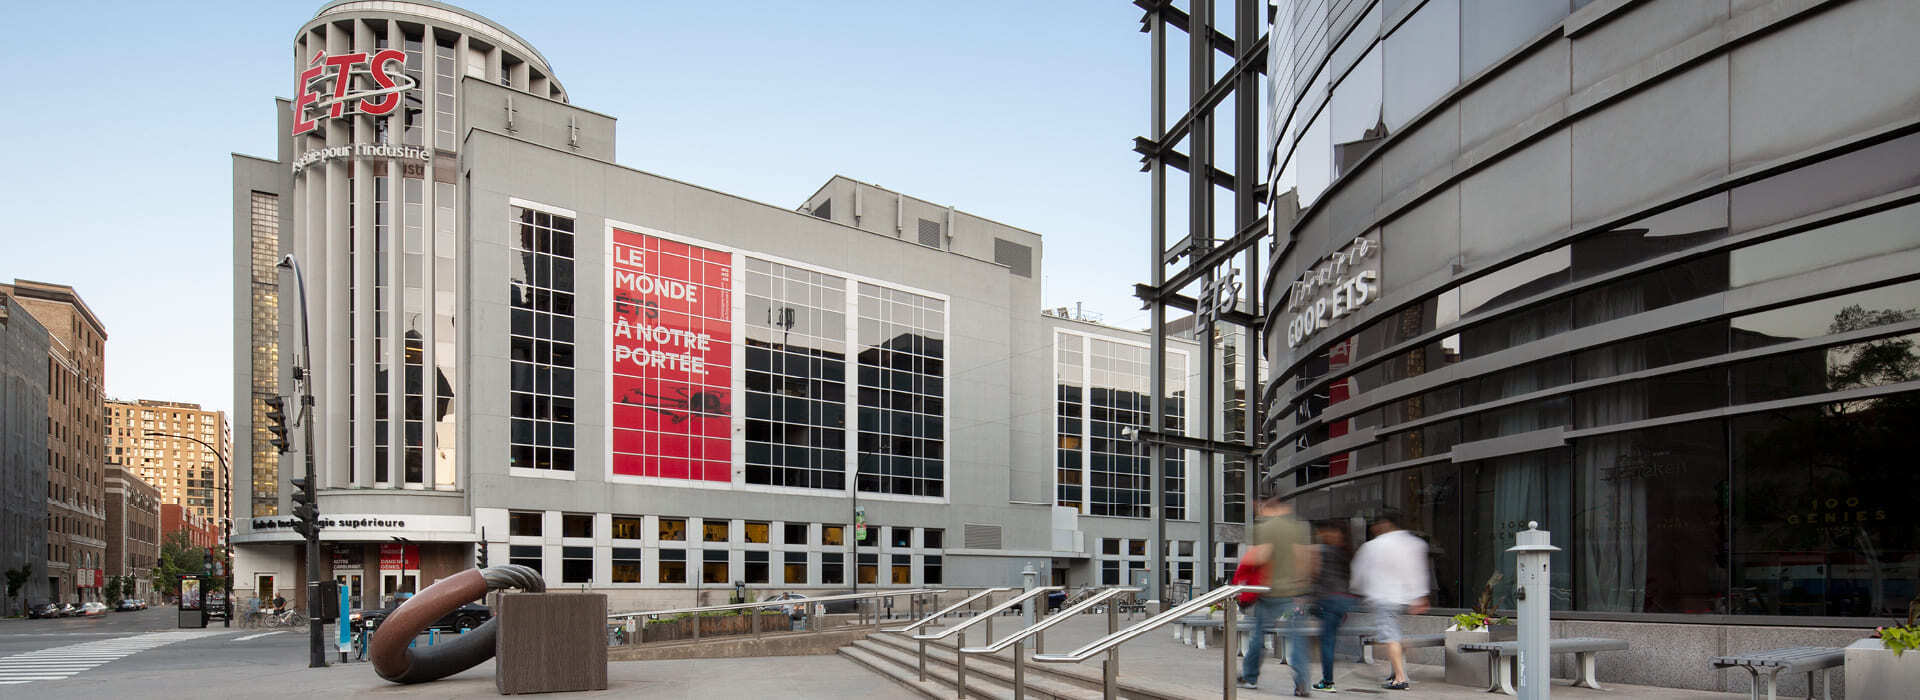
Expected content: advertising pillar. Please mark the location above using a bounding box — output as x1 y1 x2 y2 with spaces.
177 575 206 628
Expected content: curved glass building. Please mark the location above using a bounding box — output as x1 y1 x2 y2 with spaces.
1262 0 1919 629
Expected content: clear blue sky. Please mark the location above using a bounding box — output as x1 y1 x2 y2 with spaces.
0 1 1181 415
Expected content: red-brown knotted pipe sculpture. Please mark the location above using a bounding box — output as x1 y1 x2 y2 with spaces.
371 564 544 684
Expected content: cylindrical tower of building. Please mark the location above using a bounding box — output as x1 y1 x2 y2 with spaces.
287 1 564 498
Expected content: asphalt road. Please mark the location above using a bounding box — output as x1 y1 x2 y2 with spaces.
0 605 351 696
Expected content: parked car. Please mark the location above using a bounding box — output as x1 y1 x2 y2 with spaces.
27 602 61 619
351 601 491 633
759 592 810 617
80 602 110 616
57 603 80 617
115 599 144 612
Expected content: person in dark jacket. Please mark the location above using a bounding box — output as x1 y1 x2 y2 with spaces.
1309 521 1358 692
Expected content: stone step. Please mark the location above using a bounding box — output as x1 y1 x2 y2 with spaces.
838 645 962 699
863 631 1196 700
849 637 1094 700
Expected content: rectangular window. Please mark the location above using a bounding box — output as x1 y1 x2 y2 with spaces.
508 206 577 473
821 552 845 584
611 516 642 540
658 549 686 584
701 550 729 584
783 522 809 546
701 520 730 543
1101 561 1119 586
855 283 947 497
890 527 913 548
744 551 769 584
742 259 848 490
857 553 878 585
923 555 942 584
922 528 943 549
510 545 542 573
659 517 686 541
508 511 542 537
562 513 593 539
561 546 592 583
611 548 641 583
783 552 809 584
822 525 845 546
891 554 911 584
743 521 770 544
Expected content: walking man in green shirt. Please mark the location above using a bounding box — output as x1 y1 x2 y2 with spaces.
1237 494 1316 696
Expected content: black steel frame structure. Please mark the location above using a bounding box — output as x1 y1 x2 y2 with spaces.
1131 0 1270 600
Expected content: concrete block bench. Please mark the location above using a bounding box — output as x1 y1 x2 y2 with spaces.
1459 637 1628 695
1711 646 1844 700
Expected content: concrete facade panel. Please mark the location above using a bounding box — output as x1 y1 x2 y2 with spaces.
1461 129 1570 269
1461 40 1569 153
1729 0 1920 168
1571 0 1726 92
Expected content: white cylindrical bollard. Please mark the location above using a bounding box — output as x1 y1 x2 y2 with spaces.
1508 521 1561 700
1020 563 1039 628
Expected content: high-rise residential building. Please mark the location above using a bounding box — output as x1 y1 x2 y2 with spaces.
0 280 109 604
105 400 231 528
104 466 160 603
0 290 52 610
230 1 1236 612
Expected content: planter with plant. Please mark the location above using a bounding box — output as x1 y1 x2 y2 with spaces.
1445 573 1517 687
1845 600 1920 699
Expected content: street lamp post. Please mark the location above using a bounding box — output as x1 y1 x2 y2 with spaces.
145 431 231 628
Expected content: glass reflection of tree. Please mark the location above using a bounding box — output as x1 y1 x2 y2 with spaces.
1738 304 1919 617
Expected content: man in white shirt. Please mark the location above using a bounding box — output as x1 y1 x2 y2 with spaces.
1350 511 1429 691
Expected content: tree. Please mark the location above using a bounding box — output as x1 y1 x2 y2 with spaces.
151 531 204 597
5 564 33 616
103 575 122 603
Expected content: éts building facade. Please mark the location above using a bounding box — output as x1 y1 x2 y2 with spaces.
231 1 1239 611
1263 0 1918 631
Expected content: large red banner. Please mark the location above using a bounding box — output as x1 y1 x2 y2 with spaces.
609 228 733 481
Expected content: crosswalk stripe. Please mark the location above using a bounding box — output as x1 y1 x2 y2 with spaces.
0 630 229 686
233 631 287 641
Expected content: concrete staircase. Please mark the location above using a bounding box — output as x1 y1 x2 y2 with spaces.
838 630 1194 700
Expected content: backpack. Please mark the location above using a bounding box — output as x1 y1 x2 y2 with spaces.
1229 559 1266 608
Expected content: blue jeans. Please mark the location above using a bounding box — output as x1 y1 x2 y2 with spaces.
1239 596 1308 692
1314 595 1358 683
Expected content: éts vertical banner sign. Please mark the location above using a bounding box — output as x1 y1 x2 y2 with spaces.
609 228 733 482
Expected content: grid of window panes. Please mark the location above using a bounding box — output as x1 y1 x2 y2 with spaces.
499 513 945 587
855 284 946 497
1055 331 1085 508
401 35 424 146
743 259 848 489
373 175 392 483
432 181 458 485
433 39 456 150
508 206 577 472
402 177 429 484
1055 335 1189 520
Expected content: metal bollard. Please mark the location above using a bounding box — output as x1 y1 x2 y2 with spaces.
1511 522 1561 700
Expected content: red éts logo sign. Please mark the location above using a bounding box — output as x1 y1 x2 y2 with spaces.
292 49 412 136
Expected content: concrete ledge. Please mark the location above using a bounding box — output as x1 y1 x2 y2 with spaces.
609 627 874 661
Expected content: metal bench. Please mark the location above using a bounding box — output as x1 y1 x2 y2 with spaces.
1711 646 1844 700
1459 637 1629 695
1357 632 1444 665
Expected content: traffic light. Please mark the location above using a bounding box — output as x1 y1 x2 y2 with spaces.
264 396 291 453
475 542 488 569
290 476 319 540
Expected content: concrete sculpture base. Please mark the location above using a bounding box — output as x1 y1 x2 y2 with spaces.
495 593 609 695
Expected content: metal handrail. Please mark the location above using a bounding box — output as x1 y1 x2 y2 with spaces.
1033 585 1268 700
610 588 942 619
1032 585 1266 662
910 587 1059 641
959 587 1138 655
883 587 1012 634
956 587 1138 700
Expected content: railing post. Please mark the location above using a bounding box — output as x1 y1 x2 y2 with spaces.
1222 600 1237 700
751 605 761 640
919 638 928 682
872 598 882 631
955 630 968 699
1014 639 1027 699
1035 593 1048 654
692 611 701 641
1104 601 1119 699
